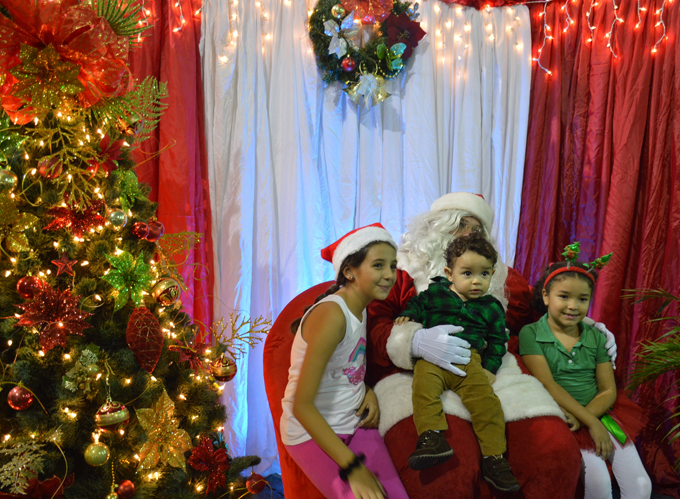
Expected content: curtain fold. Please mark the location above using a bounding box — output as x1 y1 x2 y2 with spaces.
129 0 214 330
516 0 680 493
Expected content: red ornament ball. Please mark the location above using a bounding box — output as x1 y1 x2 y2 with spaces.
131 222 149 239
145 221 165 242
95 400 130 433
341 57 356 72
246 472 266 494
116 479 135 499
7 386 34 410
16 276 46 299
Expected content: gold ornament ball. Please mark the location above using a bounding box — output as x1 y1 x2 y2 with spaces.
106 493 118 499
84 441 110 466
331 3 346 18
211 355 237 382
108 210 128 230
151 277 181 306
0 170 18 192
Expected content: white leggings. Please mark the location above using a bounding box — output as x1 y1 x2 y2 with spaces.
581 433 652 499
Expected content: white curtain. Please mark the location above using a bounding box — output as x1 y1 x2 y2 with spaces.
200 0 531 474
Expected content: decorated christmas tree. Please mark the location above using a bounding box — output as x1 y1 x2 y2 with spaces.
0 1 267 498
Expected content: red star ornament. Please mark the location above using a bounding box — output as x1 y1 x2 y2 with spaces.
51 252 77 276
188 435 231 494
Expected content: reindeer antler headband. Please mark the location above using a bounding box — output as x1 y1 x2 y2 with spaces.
543 242 612 290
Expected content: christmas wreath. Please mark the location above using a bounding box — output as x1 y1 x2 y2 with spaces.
309 0 426 107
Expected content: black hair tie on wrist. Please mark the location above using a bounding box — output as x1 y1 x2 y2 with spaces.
339 453 366 482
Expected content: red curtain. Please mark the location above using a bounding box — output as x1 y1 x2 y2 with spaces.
516 0 679 494
128 0 213 330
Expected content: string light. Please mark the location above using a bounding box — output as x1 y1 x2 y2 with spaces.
636 0 646 29
534 2 553 75
561 0 573 33
652 0 668 54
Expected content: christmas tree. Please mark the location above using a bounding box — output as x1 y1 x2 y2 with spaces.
0 1 267 498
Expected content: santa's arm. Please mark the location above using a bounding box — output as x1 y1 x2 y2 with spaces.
366 270 419 375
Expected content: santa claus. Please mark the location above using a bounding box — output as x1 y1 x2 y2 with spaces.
366 191 617 499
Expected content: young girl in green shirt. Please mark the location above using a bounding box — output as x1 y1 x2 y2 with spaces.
518 248 651 499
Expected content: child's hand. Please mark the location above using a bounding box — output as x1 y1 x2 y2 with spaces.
483 369 496 385
357 387 380 428
394 316 411 326
588 420 613 460
560 407 581 432
348 463 386 499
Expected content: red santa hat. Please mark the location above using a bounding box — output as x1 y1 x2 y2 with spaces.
321 223 397 279
429 191 494 234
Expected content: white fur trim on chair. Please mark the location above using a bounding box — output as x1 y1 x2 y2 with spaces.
385 321 422 370
374 353 565 437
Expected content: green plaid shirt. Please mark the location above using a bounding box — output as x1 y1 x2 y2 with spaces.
399 276 508 374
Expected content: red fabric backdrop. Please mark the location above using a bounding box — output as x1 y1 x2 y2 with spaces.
516 0 680 494
128 0 213 330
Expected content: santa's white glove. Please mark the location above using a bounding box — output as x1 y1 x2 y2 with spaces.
412 325 471 376
593 322 617 369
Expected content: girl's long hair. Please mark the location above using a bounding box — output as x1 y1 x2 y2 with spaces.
289 241 386 334
531 262 599 316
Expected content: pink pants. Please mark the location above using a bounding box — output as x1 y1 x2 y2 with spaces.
285 428 408 499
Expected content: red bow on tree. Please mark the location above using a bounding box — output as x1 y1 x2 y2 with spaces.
0 0 133 123
188 435 231 494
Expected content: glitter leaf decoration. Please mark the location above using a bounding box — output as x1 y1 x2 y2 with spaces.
101 251 154 311
10 44 84 112
116 170 146 211
137 390 192 472
0 194 39 253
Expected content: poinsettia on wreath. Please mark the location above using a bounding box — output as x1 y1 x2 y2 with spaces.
309 0 425 107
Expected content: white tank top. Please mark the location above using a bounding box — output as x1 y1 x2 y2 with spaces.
280 294 367 446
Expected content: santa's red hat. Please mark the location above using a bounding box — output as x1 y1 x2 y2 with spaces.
321 223 397 279
430 192 494 234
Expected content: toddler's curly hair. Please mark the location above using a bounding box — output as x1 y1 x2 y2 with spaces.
444 233 498 269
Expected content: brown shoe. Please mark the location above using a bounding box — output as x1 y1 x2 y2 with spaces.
482 455 521 493
408 430 454 470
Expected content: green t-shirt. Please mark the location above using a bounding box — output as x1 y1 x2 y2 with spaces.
518 315 611 406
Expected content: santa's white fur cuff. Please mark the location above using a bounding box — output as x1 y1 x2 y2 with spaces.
386 321 422 370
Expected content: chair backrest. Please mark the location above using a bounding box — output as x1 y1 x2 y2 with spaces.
263 282 334 499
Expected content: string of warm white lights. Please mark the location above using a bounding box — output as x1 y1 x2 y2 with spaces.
561 0 574 33
173 0 186 32
652 0 668 53
605 0 623 57
534 1 553 75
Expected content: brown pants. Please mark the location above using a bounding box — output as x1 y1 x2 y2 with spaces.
412 351 506 456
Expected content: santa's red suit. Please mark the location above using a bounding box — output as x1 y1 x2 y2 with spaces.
365 248 582 498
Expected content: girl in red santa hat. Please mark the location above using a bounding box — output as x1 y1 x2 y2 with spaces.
280 224 409 499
